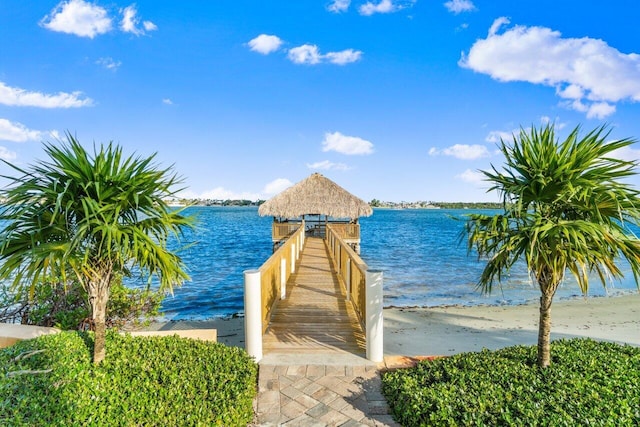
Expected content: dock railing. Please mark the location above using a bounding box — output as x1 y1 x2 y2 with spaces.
326 224 383 362
244 220 305 362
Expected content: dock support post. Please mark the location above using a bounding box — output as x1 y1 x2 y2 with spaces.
244 269 263 362
365 269 384 363
280 258 287 300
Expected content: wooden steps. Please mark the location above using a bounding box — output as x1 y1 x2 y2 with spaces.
263 237 365 355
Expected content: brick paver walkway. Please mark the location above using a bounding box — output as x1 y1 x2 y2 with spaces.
254 364 400 426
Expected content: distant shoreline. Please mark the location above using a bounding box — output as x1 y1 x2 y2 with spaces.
165 200 505 210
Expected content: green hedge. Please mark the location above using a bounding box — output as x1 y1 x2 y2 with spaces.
0 330 257 426
382 339 640 426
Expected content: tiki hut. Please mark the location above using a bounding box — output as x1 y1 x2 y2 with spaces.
259 173 372 251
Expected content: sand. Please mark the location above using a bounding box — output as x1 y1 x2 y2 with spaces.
144 293 640 357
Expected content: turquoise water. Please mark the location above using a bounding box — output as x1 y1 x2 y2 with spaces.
151 206 639 320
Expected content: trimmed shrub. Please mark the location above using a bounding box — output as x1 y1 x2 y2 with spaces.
382 338 640 426
0 330 257 426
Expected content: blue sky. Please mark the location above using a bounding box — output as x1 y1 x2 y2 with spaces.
1 1 640 202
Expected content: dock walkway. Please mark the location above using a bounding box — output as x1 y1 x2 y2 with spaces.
263 236 366 357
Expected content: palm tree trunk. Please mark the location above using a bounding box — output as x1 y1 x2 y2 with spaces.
89 276 110 364
537 290 554 368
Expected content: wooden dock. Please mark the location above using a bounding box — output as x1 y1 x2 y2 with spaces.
263 237 366 355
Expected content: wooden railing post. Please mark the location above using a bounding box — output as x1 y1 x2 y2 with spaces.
365 269 384 363
244 269 262 362
346 258 351 301
280 258 287 300
290 243 296 273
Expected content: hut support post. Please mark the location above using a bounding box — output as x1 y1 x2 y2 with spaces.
365 269 384 363
244 269 263 362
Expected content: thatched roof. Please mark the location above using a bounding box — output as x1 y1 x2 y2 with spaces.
258 173 373 219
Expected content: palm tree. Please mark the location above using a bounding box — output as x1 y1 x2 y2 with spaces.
0 133 194 364
465 124 640 368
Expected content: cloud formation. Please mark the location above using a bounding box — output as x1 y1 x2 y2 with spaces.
306 160 351 171
325 49 363 65
248 34 283 55
184 178 292 201
456 169 485 185
359 0 396 15
0 146 17 161
96 57 121 70
40 0 112 38
460 17 640 119
41 0 155 38
327 0 351 13
429 144 489 160
249 35 362 65
289 45 362 65
288 45 322 65
121 4 157 36
444 0 476 14
322 132 374 155
263 178 293 195
0 119 49 143
0 82 93 108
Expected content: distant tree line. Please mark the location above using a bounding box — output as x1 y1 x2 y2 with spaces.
369 199 503 209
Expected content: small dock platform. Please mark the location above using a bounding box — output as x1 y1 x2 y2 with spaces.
263 237 365 355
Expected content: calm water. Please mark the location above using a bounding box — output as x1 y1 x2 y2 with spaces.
149 206 639 320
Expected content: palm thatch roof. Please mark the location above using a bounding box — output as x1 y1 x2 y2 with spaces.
258 173 373 219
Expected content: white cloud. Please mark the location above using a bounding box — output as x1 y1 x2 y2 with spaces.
287 45 362 65
612 145 640 162
306 160 351 171
429 144 489 160
586 102 616 119
444 0 476 14
263 178 293 195
288 44 323 65
121 4 156 36
325 49 363 65
322 132 374 155
460 17 640 119
143 20 157 32
359 0 396 15
485 130 515 143
181 178 293 201
327 0 351 13
248 34 283 55
457 169 485 184
0 119 49 143
0 82 93 108
540 116 567 129
40 0 112 38
162 98 173 105
487 16 510 36
96 57 121 70
249 35 361 66
187 187 261 201
0 146 17 161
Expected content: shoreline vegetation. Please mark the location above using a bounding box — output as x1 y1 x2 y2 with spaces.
165 198 505 210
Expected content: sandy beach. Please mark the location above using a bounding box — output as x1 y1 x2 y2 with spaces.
145 293 640 357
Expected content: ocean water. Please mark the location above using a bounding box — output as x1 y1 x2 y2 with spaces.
150 206 640 320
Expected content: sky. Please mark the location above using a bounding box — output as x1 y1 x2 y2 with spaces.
1 1 640 202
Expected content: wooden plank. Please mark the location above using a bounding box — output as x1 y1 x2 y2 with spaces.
263 236 366 356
